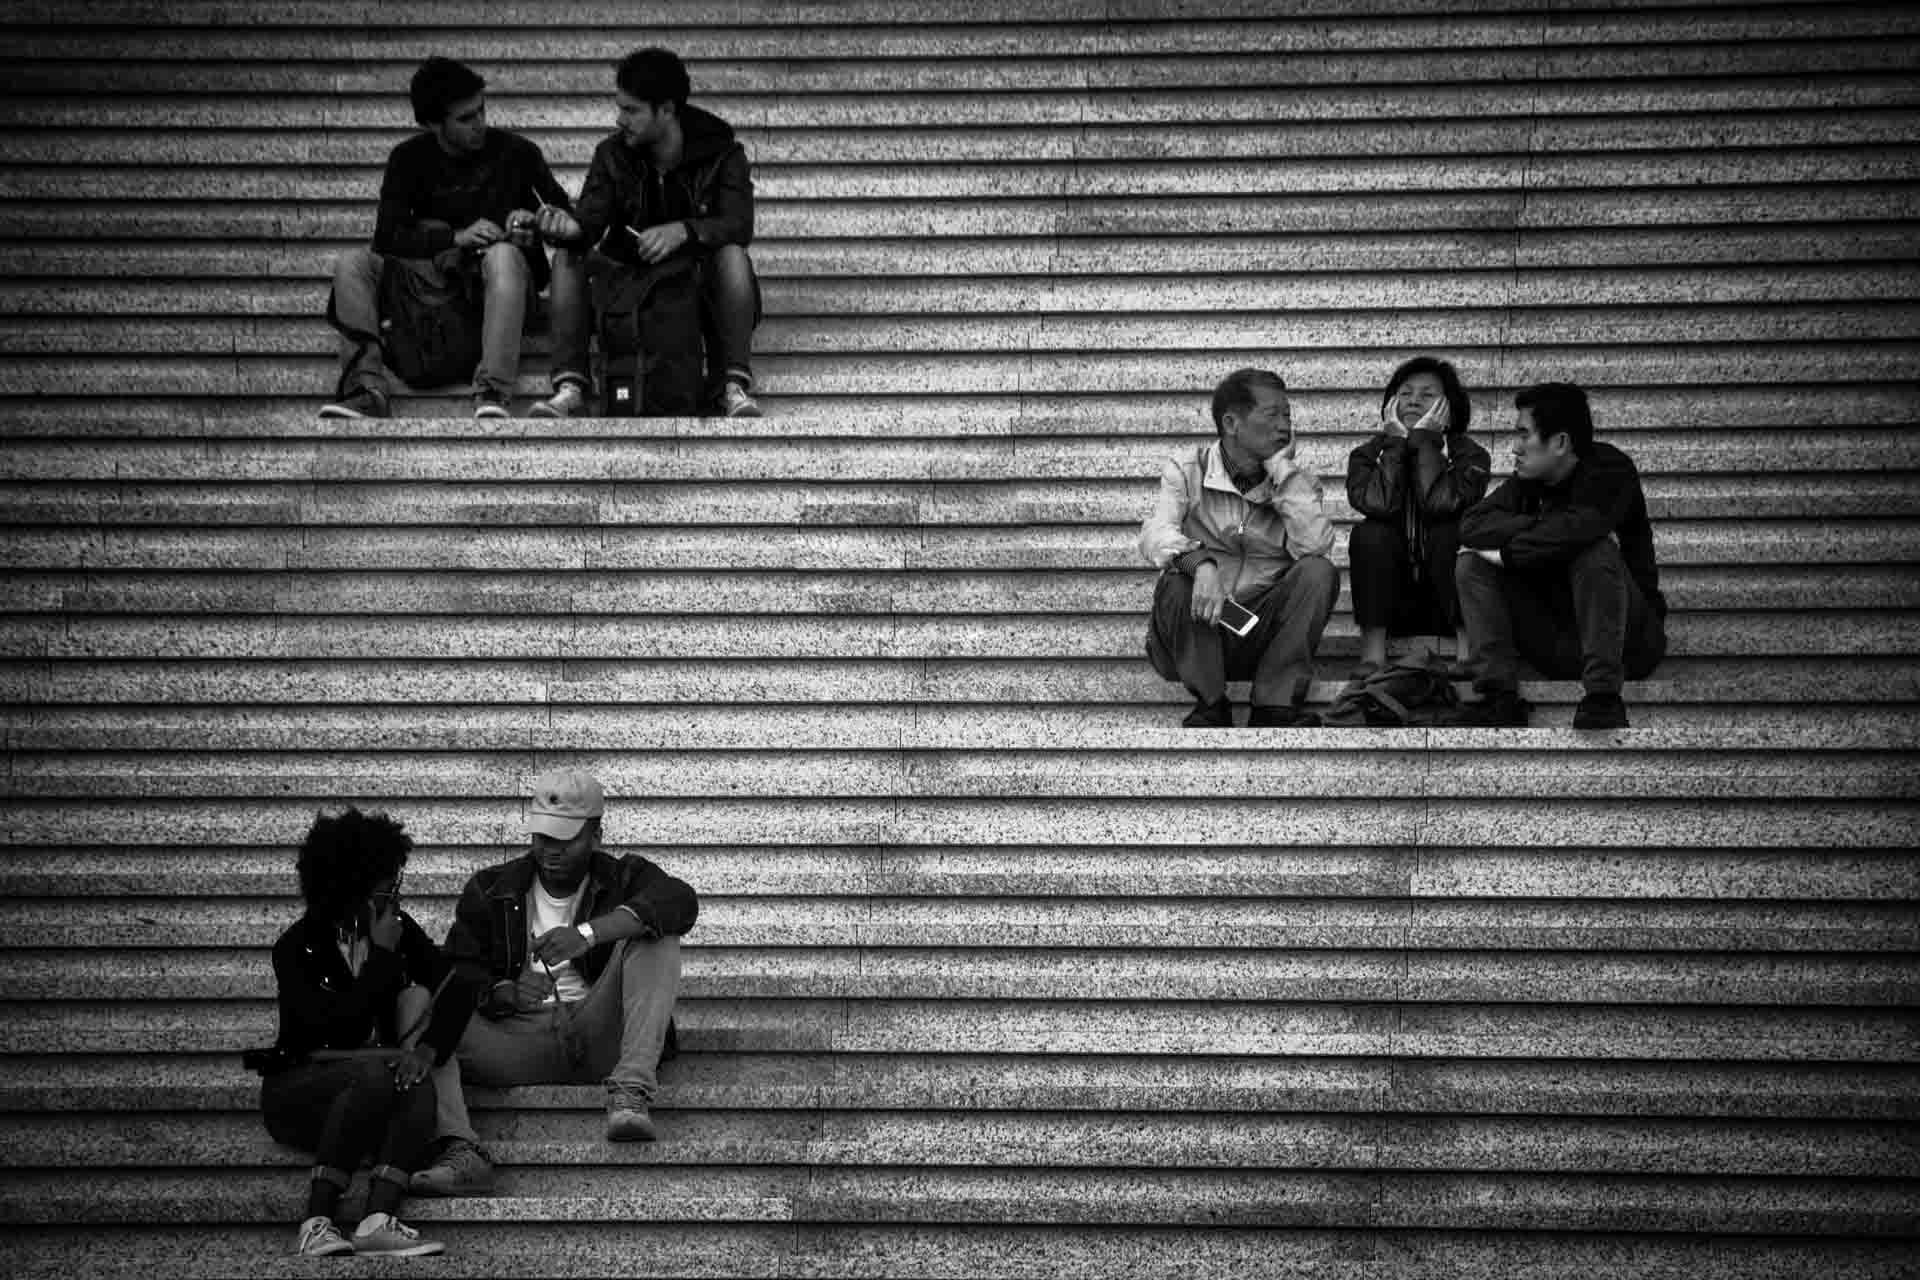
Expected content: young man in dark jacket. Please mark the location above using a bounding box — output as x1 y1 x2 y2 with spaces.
320 57 587 420
531 46 764 419
410 769 699 1195
1453 381 1669 729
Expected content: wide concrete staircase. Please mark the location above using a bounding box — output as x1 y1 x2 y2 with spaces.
2 2 1917 1276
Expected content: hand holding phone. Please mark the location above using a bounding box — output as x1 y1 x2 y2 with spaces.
1217 598 1259 637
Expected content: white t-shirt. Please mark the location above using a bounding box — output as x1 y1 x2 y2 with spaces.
527 881 589 1004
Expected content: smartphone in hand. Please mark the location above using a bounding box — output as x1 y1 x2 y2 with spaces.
1218 598 1259 637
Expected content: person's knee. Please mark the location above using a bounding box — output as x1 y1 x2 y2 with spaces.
480 242 528 288
1455 550 1499 591
1570 537 1625 577
1290 553 1339 604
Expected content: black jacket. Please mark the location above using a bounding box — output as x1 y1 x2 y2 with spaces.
1347 429 1492 525
444 849 699 995
1460 441 1668 616
269 912 474 1066
370 129 573 288
567 105 754 265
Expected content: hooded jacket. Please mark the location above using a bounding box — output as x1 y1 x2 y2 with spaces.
1138 439 1337 599
566 104 754 265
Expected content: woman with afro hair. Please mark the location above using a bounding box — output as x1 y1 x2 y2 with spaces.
1345 356 1493 677
258 807 473 1257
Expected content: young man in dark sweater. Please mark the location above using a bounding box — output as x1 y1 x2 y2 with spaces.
1453 382 1669 729
531 46 764 419
321 57 587 420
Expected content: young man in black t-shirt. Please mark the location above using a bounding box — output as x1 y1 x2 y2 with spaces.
320 57 587 420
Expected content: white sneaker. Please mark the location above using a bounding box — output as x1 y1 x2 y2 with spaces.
719 382 762 418
293 1215 353 1257
350 1211 445 1257
531 382 587 418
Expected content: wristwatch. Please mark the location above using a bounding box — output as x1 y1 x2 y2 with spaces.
575 921 597 947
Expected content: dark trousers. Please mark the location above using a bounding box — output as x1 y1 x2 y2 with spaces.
261 1055 437 1175
1146 556 1340 706
550 245 762 396
1455 539 1667 695
1349 517 1462 633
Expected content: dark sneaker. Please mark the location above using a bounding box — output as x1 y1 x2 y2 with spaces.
719 381 763 418
1451 688 1529 727
293 1215 354 1257
1572 691 1630 730
531 382 586 419
606 1083 658 1142
318 386 389 420
1180 696 1234 728
474 391 511 419
1246 704 1318 728
409 1136 494 1197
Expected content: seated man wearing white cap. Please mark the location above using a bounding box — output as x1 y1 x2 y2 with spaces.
410 768 699 1195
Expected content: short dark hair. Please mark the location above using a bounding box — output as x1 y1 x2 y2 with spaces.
1381 355 1472 436
1210 368 1286 436
617 47 691 111
410 57 486 126
296 807 412 921
1514 381 1595 456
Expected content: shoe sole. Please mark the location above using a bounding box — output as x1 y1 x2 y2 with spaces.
528 404 570 418
353 1243 445 1257
724 405 763 418
297 1243 355 1257
318 406 381 420
474 408 510 419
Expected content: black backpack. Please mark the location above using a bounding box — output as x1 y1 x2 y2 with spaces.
595 256 704 416
1317 653 1462 727
326 249 484 391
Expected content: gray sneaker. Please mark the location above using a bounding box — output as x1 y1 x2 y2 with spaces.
350 1212 444 1258
409 1137 495 1197
293 1215 354 1257
606 1083 658 1142
318 385 389 420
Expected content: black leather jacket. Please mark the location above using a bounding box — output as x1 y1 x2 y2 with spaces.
566 105 754 264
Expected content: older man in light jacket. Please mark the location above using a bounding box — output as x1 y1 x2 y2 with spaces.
1139 367 1340 727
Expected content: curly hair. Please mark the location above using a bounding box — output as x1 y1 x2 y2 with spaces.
1380 355 1473 436
296 807 412 921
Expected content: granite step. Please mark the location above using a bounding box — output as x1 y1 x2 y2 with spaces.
8 1053 1916 1120
10 948 1916 1006
0 1224 1908 1280
2 386 1913 438
5 842 1910 903
4 1110 1913 1179
6 659 1914 708
5 566 1913 618
7 897 1915 954
8 998 1914 1060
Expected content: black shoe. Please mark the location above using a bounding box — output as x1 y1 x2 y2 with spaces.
1572 691 1630 730
474 391 511 419
1181 696 1234 728
1246 704 1318 728
1451 687 1529 727
318 385 389 419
